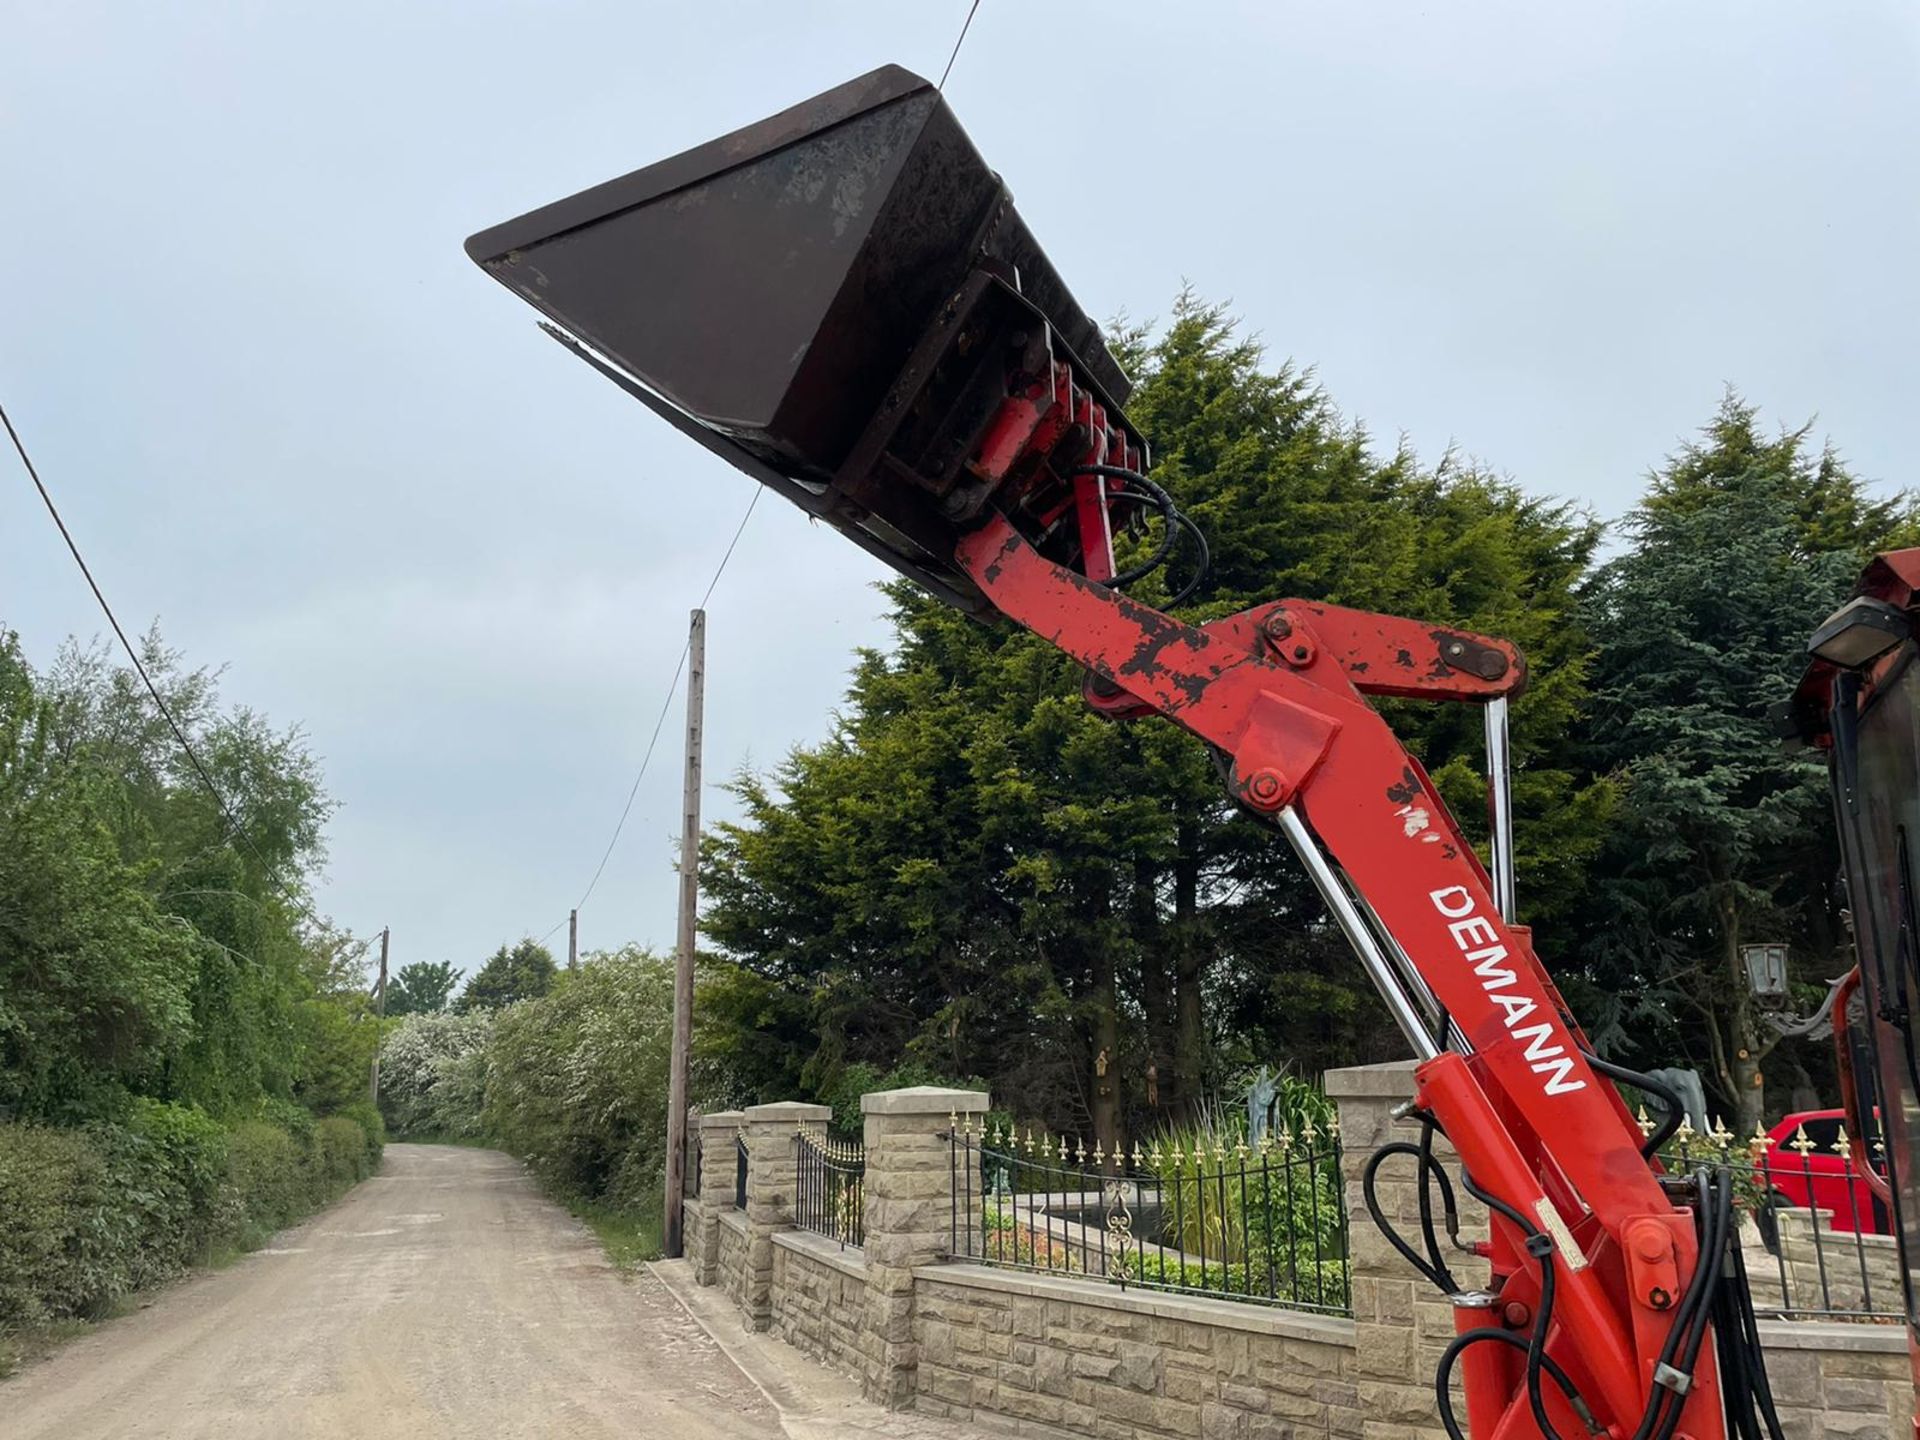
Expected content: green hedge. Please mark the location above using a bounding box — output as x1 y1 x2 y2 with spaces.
0 1103 383 1333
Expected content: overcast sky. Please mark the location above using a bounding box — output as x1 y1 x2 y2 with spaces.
4 2 1916 980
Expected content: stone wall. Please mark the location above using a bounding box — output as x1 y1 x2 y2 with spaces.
678 1075 1914 1440
913 1264 1356 1440
860 1086 990 1406
717 1209 748 1312
693 1110 744 1287
771 1231 869 1380
1759 1320 1912 1440
1773 1207 1902 1317
742 1102 831 1331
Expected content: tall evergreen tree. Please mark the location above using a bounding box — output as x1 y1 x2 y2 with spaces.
1578 395 1914 1130
700 293 1606 1148
457 939 558 1013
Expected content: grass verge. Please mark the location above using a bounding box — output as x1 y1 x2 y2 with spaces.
568 1199 664 1272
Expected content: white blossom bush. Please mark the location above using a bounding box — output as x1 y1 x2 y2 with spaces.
377 1013 494 1138
484 946 673 1209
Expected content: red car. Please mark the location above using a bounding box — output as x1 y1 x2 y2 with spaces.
1756 1108 1888 1236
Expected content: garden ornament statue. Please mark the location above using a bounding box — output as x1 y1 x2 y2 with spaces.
1247 1068 1279 1147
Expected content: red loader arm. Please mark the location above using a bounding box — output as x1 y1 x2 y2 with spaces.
954 512 1721 1440
466 62 1789 1440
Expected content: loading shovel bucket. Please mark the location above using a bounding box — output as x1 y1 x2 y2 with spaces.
466 65 1139 611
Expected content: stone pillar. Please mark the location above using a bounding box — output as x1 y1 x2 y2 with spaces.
742 1101 830 1331
1326 1060 1488 1440
859 1084 989 1409
693 1110 745 1286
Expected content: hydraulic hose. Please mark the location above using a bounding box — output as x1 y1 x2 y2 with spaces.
1375 1110 1765 1440
1072 466 1179 587
1582 1051 1688 1159
1713 1230 1789 1440
1459 1171 1579 1440
1629 1167 1733 1440
1074 466 1213 606
1436 1330 1588 1440
1163 509 1212 607
1362 1121 1464 1294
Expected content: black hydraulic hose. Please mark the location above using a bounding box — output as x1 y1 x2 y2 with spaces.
1400 1130 1752 1440
1164 509 1212 607
1073 466 1179 587
1415 1117 1476 1260
1676 1170 1733 1374
1435 1329 1590 1440
1459 1171 1579 1440
1362 1135 1462 1294
1108 488 1214 608
1713 1227 1789 1440
1653 1170 1734 1440
1417 1118 1447 1282
1628 1167 1733 1440
1582 1051 1687 1159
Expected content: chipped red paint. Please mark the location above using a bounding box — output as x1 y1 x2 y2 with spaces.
950 510 1727 1440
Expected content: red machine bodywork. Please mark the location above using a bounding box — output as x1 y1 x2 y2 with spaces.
466 63 1762 1439
954 504 1723 1440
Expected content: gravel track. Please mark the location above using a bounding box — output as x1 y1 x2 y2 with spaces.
3 1143 782 1439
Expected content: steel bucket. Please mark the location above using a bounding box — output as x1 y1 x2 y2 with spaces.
467 66 1135 608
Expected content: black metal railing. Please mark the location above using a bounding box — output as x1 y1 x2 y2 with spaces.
735 1134 749 1211
1653 1117 1900 1322
683 1126 701 1199
950 1120 1350 1315
795 1128 866 1249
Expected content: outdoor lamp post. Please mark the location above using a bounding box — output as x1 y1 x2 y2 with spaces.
1742 942 1790 1001
1808 595 1910 670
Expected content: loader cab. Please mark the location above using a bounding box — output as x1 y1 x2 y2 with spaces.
1798 552 1920 1363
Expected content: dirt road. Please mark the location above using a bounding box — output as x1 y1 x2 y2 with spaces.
3 1144 783 1440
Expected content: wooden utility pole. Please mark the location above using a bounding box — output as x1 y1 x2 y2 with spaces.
568 908 578 971
663 608 705 1259
368 926 390 1105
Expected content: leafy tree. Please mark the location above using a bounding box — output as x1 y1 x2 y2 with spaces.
1578 396 1915 1131
387 960 459 1016
0 635 198 1120
290 987 380 1115
0 624 388 1339
457 939 557 1012
701 292 1607 1152
0 628 352 1123
34 630 334 1115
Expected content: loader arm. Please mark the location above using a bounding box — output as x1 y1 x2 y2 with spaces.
953 510 1718 1440
466 62 1792 1440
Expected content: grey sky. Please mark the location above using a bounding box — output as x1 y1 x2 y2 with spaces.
4 2 1916 978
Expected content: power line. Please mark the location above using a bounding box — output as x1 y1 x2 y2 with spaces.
557 484 762 936
938 0 984 91
3 396 334 933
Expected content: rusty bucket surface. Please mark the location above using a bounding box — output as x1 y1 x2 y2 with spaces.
467 65 1131 608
